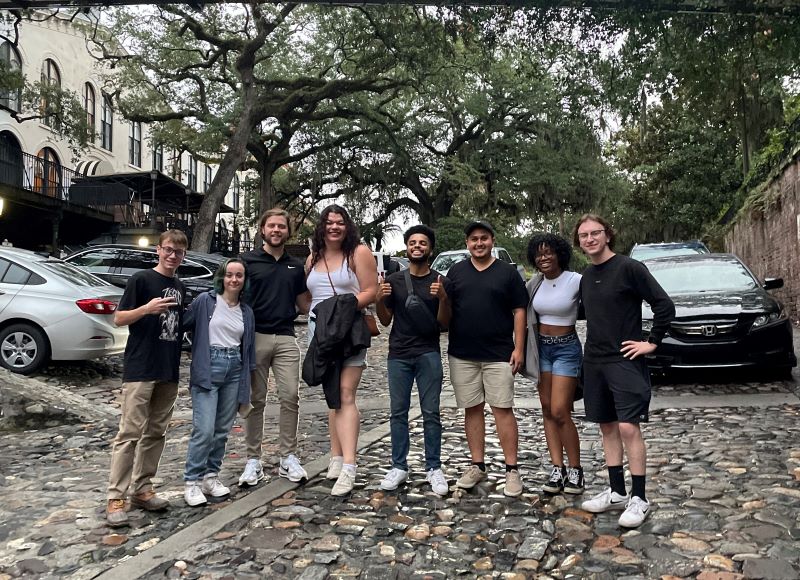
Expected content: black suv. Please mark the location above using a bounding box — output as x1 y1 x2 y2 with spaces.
65 244 227 304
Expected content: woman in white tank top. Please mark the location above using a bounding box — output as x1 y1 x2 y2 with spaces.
525 233 585 496
304 205 378 496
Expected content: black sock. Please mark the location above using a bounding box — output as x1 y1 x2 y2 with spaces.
473 462 486 472
505 464 518 473
631 475 646 502
608 465 626 496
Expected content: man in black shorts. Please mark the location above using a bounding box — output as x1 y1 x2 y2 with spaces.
574 214 674 528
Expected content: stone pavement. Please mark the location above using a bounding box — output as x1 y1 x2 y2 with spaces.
0 323 799 579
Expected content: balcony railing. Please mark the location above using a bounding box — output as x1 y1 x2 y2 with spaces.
0 146 81 202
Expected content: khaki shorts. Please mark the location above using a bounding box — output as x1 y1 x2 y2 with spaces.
448 355 515 408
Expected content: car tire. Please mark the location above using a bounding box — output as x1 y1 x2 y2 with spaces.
770 366 794 382
0 323 50 375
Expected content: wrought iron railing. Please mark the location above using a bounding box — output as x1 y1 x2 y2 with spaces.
0 145 80 202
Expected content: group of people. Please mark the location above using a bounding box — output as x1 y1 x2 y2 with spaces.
103 207 675 532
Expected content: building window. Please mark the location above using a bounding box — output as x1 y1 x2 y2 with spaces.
128 122 142 167
152 143 163 171
203 165 212 192
34 147 62 198
0 42 22 112
83 83 96 142
188 155 198 190
231 174 240 211
40 59 61 127
100 95 113 151
170 150 181 180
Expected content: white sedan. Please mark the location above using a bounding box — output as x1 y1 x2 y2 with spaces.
0 247 128 374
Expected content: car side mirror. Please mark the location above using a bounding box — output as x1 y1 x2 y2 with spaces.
764 277 783 290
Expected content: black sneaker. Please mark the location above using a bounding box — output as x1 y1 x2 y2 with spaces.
542 464 566 494
563 466 585 495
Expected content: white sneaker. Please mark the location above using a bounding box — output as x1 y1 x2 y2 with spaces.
326 456 344 480
201 473 230 497
331 469 355 496
380 468 408 491
619 496 651 528
581 488 629 513
279 454 308 482
238 459 264 487
426 468 449 496
184 481 207 507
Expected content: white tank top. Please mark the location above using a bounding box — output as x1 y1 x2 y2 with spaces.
531 270 581 326
307 260 361 314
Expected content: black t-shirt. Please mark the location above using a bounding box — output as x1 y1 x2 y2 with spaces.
241 248 308 335
384 269 450 359
580 254 675 363
447 258 528 362
119 269 186 383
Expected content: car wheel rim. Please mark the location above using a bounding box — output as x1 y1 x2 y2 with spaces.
1 331 37 369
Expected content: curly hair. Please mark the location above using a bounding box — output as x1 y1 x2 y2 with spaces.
310 205 360 268
403 224 435 249
527 232 572 272
212 258 249 297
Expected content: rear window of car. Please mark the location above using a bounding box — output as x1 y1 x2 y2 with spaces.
177 260 212 279
40 261 110 287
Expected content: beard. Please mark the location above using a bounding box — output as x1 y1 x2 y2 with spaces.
408 252 430 264
264 235 286 248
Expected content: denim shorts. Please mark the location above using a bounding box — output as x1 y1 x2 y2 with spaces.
307 318 367 367
538 333 583 377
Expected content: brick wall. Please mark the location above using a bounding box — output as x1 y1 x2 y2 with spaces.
725 152 800 323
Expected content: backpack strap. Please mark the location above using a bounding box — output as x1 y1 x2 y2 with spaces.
403 268 415 295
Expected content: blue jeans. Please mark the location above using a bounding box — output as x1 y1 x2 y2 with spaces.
184 347 242 481
387 352 443 471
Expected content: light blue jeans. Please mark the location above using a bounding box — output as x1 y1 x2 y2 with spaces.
184 347 241 481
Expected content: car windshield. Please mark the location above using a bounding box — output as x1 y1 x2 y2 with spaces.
646 258 758 294
631 246 708 260
431 253 468 271
40 260 110 287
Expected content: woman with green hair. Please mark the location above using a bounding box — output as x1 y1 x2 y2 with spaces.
183 258 256 507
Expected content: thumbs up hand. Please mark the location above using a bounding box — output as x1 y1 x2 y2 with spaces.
377 273 392 302
430 274 447 299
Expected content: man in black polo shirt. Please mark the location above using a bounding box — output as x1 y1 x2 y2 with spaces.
239 208 311 486
443 221 529 497
375 225 451 495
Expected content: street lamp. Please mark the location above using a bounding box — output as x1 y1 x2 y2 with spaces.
150 169 158 228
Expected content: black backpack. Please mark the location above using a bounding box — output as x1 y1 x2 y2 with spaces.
403 269 439 336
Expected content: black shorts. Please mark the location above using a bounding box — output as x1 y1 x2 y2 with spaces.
583 359 651 424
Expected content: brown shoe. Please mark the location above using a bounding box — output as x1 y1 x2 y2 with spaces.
131 490 169 512
106 499 129 528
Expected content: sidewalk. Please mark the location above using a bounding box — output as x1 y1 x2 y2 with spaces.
0 325 799 579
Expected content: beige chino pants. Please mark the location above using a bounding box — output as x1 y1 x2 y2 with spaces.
245 333 301 459
107 380 179 500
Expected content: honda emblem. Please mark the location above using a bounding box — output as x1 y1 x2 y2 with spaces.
702 325 717 337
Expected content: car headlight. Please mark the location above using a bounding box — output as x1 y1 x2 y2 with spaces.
642 320 653 333
752 309 786 329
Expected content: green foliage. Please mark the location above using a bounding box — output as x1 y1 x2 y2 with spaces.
433 216 468 254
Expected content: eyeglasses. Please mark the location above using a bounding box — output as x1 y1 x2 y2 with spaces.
577 229 605 241
535 250 555 259
159 246 186 258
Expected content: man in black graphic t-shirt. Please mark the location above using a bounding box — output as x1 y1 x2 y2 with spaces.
441 221 529 498
375 225 451 495
105 230 187 528
574 214 674 529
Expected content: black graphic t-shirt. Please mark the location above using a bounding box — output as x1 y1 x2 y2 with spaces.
119 269 185 383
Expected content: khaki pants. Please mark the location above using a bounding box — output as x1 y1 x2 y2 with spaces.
245 333 301 459
107 380 179 500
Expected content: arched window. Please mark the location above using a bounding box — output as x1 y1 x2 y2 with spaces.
101 95 113 151
34 147 62 198
0 42 22 112
83 83 96 141
40 59 61 127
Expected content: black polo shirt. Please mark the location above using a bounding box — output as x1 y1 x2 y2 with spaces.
241 248 307 336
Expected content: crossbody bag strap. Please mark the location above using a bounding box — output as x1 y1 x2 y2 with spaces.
322 254 338 296
403 268 414 295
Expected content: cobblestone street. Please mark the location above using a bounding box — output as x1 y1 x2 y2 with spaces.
0 323 799 579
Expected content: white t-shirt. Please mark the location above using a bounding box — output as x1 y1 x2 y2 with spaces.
209 295 244 348
531 270 582 326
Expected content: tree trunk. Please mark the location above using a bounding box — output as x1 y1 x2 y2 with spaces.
191 88 258 252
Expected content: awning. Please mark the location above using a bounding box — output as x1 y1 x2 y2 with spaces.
67 170 236 213
74 159 113 176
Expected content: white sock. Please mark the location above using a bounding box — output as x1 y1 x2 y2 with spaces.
343 463 356 475
331 455 344 461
